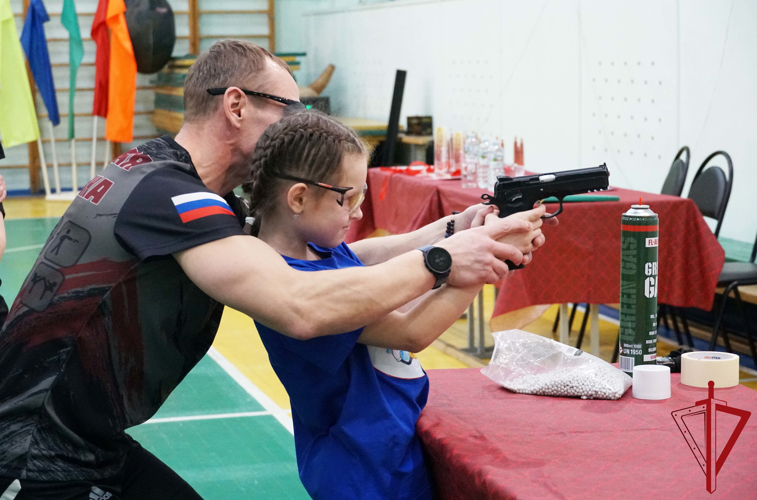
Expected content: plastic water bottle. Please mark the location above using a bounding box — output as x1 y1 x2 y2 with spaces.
477 137 491 190
489 139 505 191
462 133 479 188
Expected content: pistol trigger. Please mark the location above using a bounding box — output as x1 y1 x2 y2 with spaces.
542 199 564 219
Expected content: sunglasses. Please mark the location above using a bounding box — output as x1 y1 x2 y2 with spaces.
274 172 367 214
206 87 307 112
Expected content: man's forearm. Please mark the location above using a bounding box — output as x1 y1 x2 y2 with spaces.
276 250 436 338
349 215 454 265
176 235 436 340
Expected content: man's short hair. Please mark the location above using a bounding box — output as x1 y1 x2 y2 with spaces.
183 40 292 122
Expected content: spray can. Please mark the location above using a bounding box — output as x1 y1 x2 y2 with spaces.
619 203 659 376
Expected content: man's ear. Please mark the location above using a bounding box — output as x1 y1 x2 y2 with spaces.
286 183 308 215
223 88 247 128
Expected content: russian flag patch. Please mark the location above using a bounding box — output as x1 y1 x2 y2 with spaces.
172 192 235 223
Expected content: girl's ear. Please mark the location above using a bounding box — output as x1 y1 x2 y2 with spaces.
286 183 309 215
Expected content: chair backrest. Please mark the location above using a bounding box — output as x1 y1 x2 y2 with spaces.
660 146 690 196
687 150 733 238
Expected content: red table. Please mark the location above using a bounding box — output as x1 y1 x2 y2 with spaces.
417 368 757 499
347 168 725 326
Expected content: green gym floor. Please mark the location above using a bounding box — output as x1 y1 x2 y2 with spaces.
2 198 755 498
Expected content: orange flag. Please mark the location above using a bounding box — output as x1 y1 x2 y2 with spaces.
105 0 136 143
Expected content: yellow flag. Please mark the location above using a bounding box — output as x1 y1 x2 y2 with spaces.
0 0 39 148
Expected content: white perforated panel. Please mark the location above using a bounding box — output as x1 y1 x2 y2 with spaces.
579 0 678 190
432 0 504 137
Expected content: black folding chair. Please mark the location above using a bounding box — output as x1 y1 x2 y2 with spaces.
660 146 690 197
687 150 733 238
707 231 757 361
658 147 694 344
665 151 734 344
667 151 734 351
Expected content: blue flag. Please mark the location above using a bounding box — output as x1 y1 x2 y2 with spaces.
20 0 59 126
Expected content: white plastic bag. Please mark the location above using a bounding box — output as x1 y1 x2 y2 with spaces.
481 330 632 400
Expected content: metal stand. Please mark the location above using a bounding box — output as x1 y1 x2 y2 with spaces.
559 303 569 345
462 290 493 358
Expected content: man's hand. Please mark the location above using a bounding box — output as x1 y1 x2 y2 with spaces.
436 217 530 287
457 201 558 251
493 204 545 254
0 175 6 203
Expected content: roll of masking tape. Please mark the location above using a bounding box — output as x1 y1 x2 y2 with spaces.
680 351 739 388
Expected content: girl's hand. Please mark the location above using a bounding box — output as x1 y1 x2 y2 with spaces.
469 205 498 229
485 204 545 255
456 203 490 231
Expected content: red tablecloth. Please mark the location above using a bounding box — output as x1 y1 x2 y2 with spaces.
347 169 725 317
417 368 757 499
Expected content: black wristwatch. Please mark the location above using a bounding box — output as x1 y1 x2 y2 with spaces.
418 245 452 289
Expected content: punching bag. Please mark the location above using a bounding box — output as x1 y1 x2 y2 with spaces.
125 0 175 74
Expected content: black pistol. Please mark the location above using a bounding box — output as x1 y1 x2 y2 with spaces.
482 163 610 269
482 163 610 219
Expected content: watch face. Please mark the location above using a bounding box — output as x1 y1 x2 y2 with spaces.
427 247 452 273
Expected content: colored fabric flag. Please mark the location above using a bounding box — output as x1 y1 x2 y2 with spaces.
61 0 83 139
20 0 59 126
0 0 39 148
105 0 136 143
91 0 109 118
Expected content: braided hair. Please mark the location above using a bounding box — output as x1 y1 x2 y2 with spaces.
243 111 367 236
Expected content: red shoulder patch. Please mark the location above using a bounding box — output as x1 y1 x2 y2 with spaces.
78 175 114 205
113 149 153 171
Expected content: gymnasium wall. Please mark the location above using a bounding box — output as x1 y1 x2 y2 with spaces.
3 0 754 246
282 0 755 245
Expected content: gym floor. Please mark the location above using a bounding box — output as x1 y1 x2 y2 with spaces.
1 197 754 498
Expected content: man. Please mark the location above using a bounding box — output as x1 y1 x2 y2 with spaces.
0 174 7 326
0 41 550 499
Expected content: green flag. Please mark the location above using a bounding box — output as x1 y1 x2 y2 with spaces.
0 0 39 148
61 0 83 139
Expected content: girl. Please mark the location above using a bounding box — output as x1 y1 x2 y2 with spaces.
244 112 541 499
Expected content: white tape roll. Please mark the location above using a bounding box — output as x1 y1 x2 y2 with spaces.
680 352 739 388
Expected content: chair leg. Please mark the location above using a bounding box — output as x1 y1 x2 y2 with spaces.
568 303 579 336
659 304 671 332
733 287 757 363
552 309 560 333
669 308 685 346
722 328 733 352
576 305 590 350
680 313 695 348
709 284 735 350
612 329 620 363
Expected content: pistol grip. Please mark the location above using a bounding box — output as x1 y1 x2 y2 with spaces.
506 260 526 271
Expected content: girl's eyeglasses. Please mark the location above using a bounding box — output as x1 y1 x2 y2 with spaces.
274 173 367 214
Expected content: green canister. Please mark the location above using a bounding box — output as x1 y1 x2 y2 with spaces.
619 203 659 376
